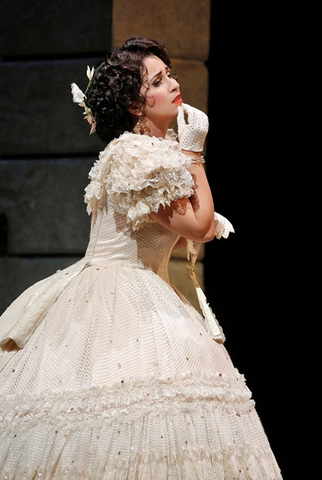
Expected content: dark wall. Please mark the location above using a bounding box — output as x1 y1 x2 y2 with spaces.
0 1 113 311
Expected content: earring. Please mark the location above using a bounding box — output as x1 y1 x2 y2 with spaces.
136 115 145 134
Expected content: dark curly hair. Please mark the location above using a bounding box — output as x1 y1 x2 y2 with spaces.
84 37 172 144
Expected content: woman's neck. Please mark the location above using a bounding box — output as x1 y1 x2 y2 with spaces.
133 118 169 138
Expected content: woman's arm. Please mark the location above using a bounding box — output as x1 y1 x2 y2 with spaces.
150 104 215 243
150 151 215 243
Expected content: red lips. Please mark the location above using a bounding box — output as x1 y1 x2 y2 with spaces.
172 94 182 104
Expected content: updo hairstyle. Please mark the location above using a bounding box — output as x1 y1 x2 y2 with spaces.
85 37 172 144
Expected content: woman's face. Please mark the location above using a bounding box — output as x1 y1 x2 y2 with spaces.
140 55 182 128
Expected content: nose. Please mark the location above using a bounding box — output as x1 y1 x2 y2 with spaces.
170 76 180 91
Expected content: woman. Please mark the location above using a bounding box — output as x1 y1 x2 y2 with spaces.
0 37 282 479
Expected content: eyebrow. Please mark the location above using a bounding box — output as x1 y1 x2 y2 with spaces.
149 66 170 83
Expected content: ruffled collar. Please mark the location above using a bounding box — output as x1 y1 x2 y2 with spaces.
107 128 179 148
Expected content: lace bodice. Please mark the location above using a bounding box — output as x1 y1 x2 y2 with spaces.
83 130 197 283
85 208 179 284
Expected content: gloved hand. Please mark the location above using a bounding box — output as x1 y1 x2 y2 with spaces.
214 212 235 239
177 103 209 152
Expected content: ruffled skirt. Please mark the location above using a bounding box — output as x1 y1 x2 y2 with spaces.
0 262 282 479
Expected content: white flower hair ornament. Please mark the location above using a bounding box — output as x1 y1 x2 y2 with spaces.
71 65 97 134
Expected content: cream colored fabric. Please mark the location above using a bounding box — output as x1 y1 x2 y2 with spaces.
177 103 209 152
0 133 282 479
84 130 195 229
0 259 88 372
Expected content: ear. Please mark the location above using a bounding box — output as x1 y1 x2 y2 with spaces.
128 103 141 116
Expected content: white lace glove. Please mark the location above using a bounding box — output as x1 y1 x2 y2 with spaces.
186 213 234 263
214 212 235 239
177 103 209 152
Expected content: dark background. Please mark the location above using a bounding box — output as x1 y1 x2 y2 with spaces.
206 3 316 479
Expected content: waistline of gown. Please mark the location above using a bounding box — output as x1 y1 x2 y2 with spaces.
0 252 173 372
84 257 147 270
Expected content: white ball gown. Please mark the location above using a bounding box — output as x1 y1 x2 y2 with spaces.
0 132 282 479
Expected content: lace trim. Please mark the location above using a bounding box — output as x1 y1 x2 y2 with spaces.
0 371 251 427
84 131 195 230
0 373 282 479
214 211 235 239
